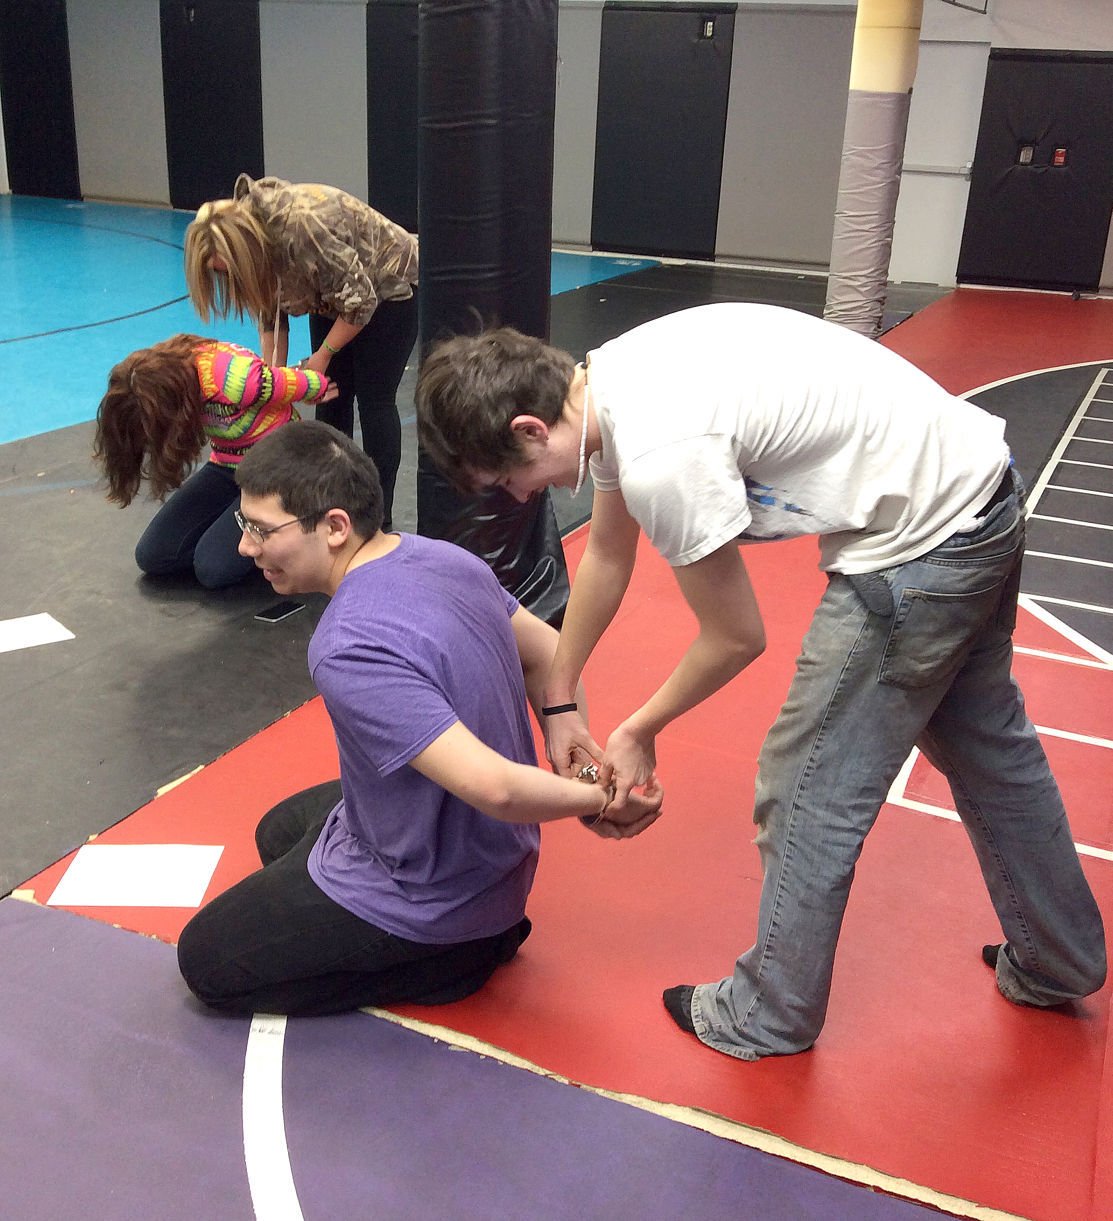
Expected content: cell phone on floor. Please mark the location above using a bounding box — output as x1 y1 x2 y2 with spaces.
254 599 305 623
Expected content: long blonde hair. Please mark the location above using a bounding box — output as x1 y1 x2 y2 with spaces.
184 197 277 324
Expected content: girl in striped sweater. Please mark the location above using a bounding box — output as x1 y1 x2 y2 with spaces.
94 333 336 588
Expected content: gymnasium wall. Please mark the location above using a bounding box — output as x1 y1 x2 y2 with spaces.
716 7 854 267
67 0 167 204
258 1 369 202
0 0 1109 287
554 3 855 266
895 0 1113 288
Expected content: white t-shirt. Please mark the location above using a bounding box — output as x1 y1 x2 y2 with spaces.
586 303 1010 574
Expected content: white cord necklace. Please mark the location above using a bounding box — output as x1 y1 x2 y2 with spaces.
572 372 591 497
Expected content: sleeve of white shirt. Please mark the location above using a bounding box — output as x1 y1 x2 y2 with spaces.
620 436 753 566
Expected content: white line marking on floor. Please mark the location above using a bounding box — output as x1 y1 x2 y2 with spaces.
1045 485 1113 499
1030 513 1113 531
1026 369 1110 510
960 359 1113 400
1019 595 1113 667
243 1015 304 1221
887 750 1113 863
1059 458 1113 469
1014 646 1111 669
1036 724 1113 749
0 612 74 654
1027 594 1113 616
1026 550 1113 569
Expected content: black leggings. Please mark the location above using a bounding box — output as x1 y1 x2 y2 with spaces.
176 780 531 1017
310 293 419 529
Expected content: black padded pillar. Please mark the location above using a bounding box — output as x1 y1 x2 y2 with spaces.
0 0 81 199
160 0 264 211
415 0 569 627
367 0 419 233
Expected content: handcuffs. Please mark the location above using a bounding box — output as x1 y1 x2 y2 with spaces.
576 761 616 827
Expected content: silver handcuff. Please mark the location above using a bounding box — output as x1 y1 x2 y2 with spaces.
576 760 616 826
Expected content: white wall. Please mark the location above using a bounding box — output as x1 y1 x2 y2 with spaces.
259 0 368 199
889 38 988 285
923 0 1113 51
66 0 169 204
891 0 1113 285
553 4 602 245
717 7 855 265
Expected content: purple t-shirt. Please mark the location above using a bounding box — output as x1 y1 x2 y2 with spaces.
306 533 540 943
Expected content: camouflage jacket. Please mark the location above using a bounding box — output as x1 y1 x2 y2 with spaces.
234 174 419 327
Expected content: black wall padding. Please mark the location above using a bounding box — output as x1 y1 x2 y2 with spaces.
0 0 81 198
958 50 1113 293
160 0 264 212
592 2 735 260
367 0 419 233
415 0 569 627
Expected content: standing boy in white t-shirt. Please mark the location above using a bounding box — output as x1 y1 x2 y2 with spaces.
415 303 1106 1061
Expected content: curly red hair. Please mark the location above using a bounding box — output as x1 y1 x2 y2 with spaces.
93 334 211 505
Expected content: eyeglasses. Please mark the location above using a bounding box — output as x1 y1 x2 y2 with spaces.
234 508 324 544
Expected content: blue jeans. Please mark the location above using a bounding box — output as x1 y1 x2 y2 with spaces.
692 472 1107 1060
134 461 253 589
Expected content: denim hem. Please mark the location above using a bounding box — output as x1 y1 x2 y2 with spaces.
690 983 762 1062
995 954 1086 1008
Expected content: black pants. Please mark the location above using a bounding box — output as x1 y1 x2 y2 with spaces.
177 780 531 1017
310 293 419 529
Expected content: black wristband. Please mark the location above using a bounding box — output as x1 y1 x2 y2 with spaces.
541 702 578 716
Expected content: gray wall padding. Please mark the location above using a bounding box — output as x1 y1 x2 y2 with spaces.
716 8 855 266
824 89 912 335
259 1 368 202
67 0 168 204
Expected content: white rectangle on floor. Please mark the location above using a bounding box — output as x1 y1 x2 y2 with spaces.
0 613 75 654
47 843 224 908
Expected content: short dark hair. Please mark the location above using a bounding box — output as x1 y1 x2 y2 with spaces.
415 327 576 490
236 420 384 536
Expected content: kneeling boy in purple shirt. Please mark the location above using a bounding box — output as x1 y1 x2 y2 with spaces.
178 420 661 1015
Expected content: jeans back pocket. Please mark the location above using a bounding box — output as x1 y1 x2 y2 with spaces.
879 582 1003 689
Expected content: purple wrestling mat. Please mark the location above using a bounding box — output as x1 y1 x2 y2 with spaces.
0 900 953 1219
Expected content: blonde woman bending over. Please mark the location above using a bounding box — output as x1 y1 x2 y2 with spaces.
185 175 418 530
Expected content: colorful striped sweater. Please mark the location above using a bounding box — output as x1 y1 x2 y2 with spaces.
196 341 331 466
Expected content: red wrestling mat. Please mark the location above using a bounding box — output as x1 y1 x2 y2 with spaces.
22 530 1113 1220
18 703 340 945
20 291 1113 1217
880 286 1113 394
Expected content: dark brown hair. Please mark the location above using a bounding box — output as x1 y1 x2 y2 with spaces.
236 420 384 538
415 327 576 490
93 334 209 506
